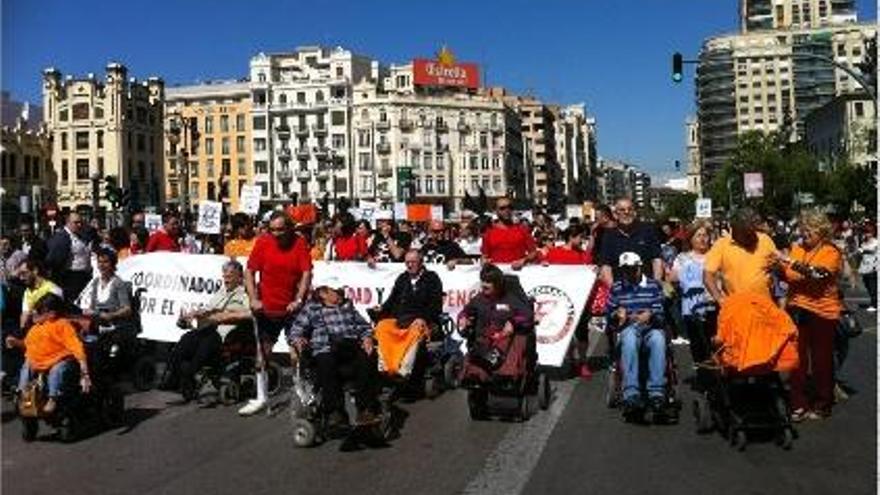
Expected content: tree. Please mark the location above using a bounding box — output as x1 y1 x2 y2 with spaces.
660 192 698 221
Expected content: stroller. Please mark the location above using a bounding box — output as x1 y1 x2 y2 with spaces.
691 292 799 451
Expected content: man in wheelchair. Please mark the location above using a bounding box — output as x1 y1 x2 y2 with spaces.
608 252 668 417
162 260 252 399
6 293 91 415
288 283 381 426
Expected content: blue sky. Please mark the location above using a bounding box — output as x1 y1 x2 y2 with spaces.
3 0 875 182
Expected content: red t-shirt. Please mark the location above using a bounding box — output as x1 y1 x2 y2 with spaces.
247 234 313 313
542 246 593 265
333 234 368 261
481 223 536 263
145 229 180 252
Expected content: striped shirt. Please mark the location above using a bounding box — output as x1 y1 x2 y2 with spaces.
287 299 373 355
607 275 665 327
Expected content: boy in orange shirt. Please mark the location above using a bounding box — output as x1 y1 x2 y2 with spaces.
7 293 91 414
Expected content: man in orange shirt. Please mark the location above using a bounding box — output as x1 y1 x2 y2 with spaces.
6 293 91 414
224 213 256 258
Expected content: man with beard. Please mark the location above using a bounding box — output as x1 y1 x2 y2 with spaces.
481 197 537 270
420 220 467 268
242 211 312 415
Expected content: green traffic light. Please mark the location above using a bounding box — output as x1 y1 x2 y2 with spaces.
673 73 683 83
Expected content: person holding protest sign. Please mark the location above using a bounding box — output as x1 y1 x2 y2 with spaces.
242 211 312 416
481 197 537 270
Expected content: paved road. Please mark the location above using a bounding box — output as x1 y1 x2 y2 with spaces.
3 300 876 495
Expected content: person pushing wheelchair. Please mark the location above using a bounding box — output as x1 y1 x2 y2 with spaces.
608 251 668 417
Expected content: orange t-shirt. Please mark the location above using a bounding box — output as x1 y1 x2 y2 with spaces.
784 242 842 320
224 238 255 258
704 232 778 297
24 318 86 371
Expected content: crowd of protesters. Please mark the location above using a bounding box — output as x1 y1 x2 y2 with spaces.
0 196 876 424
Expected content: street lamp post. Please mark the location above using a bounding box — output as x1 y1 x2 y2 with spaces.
167 115 192 229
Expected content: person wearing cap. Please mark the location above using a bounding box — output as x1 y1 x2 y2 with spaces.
420 220 468 269
243 211 312 415
288 282 380 425
481 197 537 270
607 251 667 415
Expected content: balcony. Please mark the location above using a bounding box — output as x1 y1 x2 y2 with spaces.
296 170 312 181
277 147 292 161
314 147 330 160
296 148 310 160
294 126 310 138
457 121 470 133
316 169 331 180
376 120 391 131
490 123 503 134
377 167 393 178
436 121 449 132
277 169 293 182
276 123 291 140
420 120 433 129
377 142 391 154
312 123 328 136
399 119 414 131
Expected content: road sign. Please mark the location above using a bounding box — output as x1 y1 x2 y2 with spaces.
696 198 712 218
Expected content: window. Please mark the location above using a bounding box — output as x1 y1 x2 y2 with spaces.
332 134 345 149
191 183 199 198
205 138 214 154
150 136 155 153
422 130 431 145
316 91 324 102
254 138 266 151
359 176 373 194
479 132 488 148
255 160 268 174
279 94 287 105
61 159 68 182
425 154 433 170
358 130 371 147
298 160 308 171
205 116 214 133
253 116 266 130
220 115 229 132
206 159 214 177
73 103 90 120
222 158 231 175
137 108 147 124
238 158 247 175
481 155 489 170
412 152 421 169
171 182 179 199
61 133 68 150
331 111 345 125
380 109 388 122
436 152 445 170
492 155 500 170
358 152 371 171
469 155 478 170
336 67 345 78
297 92 306 104
437 179 445 194
191 162 199 177
33 157 41 179
425 176 434 194
222 137 230 155
76 159 89 180
137 134 146 151
59 109 68 122
24 156 30 179
238 180 246 196
236 114 245 131
855 102 864 117
76 132 89 150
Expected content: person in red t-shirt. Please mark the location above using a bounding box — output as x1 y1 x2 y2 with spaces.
242 211 312 415
481 197 537 270
145 212 181 252
541 224 593 265
328 214 368 261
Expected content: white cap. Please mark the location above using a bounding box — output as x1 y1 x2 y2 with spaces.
618 251 643 267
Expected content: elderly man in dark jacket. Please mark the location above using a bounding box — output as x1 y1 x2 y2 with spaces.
45 212 96 303
371 250 443 384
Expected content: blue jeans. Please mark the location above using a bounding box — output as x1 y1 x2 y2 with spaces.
619 324 666 401
17 359 76 398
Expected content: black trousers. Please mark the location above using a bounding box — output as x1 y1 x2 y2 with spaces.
313 347 380 415
863 272 877 308
166 327 222 390
684 311 717 391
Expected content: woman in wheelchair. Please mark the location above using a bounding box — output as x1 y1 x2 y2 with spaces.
288 284 381 426
608 252 668 415
6 293 91 415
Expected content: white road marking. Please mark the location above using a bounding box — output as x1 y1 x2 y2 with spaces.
462 380 577 495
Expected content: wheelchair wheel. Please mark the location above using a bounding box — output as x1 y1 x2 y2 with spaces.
777 427 794 450
219 380 241 406
692 396 713 434
537 373 551 411
21 417 39 442
132 356 158 391
292 418 317 448
604 367 620 409
59 415 78 443
467 389 488 421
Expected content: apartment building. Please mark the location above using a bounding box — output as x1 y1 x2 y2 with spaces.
805 93 877 168
1 92 53 220
740 0 858 32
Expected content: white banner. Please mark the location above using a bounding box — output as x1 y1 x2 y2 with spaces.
117 254 596 367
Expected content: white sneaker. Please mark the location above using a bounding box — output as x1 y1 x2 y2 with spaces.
867 307 877 313
671 337 690 346
238 399 267 416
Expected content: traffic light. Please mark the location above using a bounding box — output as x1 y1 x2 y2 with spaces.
672 53 683 83
104 175 120 205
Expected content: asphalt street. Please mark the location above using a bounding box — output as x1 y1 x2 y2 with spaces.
2 297 876 495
